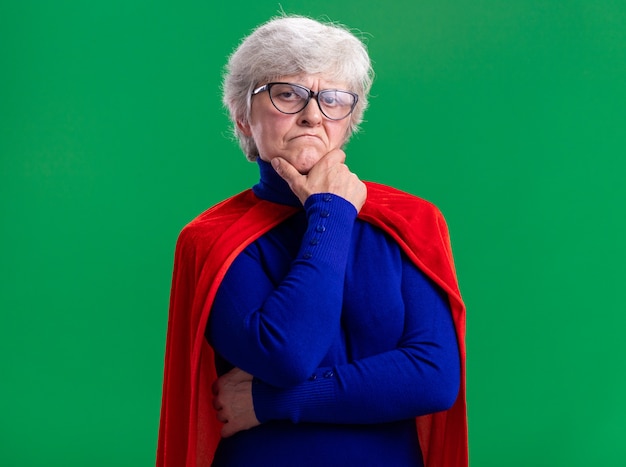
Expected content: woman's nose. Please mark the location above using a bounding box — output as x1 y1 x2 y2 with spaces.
297 97 323 125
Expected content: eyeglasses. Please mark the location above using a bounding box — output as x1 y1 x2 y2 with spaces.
251 82 358 121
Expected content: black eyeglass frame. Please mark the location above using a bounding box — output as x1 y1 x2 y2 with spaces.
251 82 359 121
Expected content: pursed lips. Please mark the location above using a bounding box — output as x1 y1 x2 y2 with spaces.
291 133 322 141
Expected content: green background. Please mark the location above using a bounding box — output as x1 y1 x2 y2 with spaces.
2 1 625 465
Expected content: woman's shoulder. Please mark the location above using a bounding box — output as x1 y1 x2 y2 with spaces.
360 181 461 303
362 181 444 221
177 190 254 241
176 189 298 252
187 190 258 228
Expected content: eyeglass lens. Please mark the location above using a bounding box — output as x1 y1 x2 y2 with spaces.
268 83 356 120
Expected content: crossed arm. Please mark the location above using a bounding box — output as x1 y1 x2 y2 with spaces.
208 151 460 437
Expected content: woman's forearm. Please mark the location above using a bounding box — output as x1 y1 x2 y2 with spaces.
208 194 358 387
252 261 461 424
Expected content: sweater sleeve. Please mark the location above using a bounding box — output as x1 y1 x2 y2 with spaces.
252 260 461 424
207 194 357 388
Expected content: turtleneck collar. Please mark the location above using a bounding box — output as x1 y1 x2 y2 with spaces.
252 158 302 207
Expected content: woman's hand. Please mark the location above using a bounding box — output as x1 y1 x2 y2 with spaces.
212 367 260 438
271 149 367 212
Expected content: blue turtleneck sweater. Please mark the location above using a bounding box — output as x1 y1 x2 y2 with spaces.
206 160 460 466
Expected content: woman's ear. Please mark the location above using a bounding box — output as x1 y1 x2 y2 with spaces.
236 119 252 137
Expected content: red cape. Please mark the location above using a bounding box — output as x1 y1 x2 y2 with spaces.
157 182 467 466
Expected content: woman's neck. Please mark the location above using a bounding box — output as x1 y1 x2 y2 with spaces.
252 159 302 207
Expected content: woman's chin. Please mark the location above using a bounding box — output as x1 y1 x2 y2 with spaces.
262 148 325 174
292 152 324 174
293 161 317 175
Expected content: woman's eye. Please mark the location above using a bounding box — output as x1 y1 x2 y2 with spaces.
274 87 306 101
322 93 346 107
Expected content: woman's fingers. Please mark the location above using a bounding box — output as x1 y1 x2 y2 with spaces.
271 150 366 212
211 368 260 437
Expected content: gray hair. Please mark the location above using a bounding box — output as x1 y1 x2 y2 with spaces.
222 15 374 161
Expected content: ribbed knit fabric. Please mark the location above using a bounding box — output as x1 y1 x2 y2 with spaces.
205 160 460 466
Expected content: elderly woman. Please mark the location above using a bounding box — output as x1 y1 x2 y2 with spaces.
157 15 467 467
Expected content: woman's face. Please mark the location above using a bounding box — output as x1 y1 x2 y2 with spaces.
238 74 353 174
